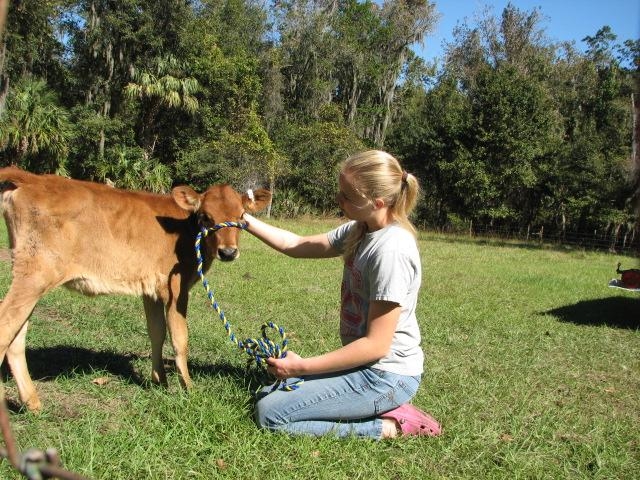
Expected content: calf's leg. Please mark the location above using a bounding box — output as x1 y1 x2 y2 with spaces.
143 296 168 387
0 282 46 412
165 276 192 390
6 320 38 410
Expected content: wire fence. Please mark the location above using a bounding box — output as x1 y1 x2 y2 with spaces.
429 222 640 256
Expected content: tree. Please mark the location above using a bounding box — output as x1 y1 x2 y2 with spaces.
387 75 476 226
468 64 563 227
274 0 438 146
65 0 194 172
1 0 67 83
272 0 339 122
0 76 71 173
560 27 635 236
125 55 200 160
274 104 366 214
360 0 438 145
393 3 563 229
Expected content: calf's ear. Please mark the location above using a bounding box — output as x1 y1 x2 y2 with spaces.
243 188 272 213
172 185 202 212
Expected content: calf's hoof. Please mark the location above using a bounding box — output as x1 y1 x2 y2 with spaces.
24 395 42 413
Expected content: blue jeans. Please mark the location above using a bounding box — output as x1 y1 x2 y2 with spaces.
254 367 421 439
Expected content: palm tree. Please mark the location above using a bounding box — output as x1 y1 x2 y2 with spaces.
125 55 200 160
0 77 71 173
95 145 172 193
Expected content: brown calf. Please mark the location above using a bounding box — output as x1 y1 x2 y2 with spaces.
0 166 271 411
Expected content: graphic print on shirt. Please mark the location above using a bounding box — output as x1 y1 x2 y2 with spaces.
340 258 367 339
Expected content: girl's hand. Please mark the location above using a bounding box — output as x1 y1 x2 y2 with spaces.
266 351 304 379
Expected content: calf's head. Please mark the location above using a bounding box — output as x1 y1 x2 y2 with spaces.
172 184 271 261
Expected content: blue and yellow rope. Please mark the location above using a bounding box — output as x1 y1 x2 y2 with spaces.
195 222 302 391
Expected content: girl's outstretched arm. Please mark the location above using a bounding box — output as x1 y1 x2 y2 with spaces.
242 212 339 259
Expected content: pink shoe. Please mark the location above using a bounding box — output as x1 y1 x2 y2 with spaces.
381 404 441 437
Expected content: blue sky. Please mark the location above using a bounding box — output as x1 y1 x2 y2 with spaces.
415 0 640 64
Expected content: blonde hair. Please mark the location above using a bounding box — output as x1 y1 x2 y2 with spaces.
341 150 420 261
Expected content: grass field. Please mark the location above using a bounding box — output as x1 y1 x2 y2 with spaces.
0 217 638 479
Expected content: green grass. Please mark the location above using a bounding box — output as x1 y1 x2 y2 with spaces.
0 217 638 479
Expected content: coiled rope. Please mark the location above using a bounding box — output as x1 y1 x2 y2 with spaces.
195 221 302 391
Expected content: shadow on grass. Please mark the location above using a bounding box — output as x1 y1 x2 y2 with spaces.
21 346 147 386
188 359 269 393
12 346 255 390
0 346 270 412
544 296 640 329
2 345 254 387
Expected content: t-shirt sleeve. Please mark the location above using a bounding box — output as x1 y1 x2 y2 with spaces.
327 220 356 254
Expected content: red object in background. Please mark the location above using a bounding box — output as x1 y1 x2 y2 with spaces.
616 263 640 289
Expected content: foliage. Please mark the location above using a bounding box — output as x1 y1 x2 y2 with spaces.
468 64 563 224
0 76 71 174
0 0 636 236
268 188 313 217
389 2 636 237
273 105 366 214
1 0 67 89
177 109 284 194
124 54 201 160
272 0 438 146
95 145 172 192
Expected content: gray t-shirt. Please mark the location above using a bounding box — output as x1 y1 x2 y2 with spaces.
327 221 424 376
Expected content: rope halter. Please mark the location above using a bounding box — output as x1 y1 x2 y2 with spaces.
195 221 302 391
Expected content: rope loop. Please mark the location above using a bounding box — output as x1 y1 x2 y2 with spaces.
240 321 288 366
195 222 303 392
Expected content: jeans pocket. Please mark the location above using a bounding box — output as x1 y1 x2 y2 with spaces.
372 374 419 415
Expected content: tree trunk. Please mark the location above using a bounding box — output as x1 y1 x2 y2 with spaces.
266 177 275 219
0 0 8 115
99 129 105 159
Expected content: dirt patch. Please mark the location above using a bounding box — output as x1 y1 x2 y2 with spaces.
0 248 9 262
3 378 130 423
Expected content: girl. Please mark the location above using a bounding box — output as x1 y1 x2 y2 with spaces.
242 150 440 439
